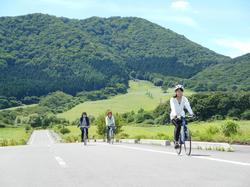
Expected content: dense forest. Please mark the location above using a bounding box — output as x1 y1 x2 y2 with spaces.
0 13 229 100
186 53 250 91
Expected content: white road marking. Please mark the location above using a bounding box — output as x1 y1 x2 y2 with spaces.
55 156 67 168
112 144 176 155
113 144 250 167
195 156 250 166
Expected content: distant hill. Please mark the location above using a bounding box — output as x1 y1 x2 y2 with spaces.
187 53 250 91
0 13 229 99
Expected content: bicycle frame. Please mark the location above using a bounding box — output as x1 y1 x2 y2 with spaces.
108 126 115 144
175 116 192 156
81 126 88 146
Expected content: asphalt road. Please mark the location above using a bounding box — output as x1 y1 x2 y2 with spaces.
0 130 249 187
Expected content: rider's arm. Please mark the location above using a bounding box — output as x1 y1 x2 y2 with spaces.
78 118 81 127
112 116 115 126
87 117 90 127
170 98 177 118
184 97 194 116
105 116 108 126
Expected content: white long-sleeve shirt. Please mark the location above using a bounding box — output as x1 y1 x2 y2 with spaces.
105 116 115 126
170 96 193 120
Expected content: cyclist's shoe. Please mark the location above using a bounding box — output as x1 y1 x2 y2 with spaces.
174 142 180 149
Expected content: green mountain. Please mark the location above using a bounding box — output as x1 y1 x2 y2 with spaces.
0 13 229 99
187 53 250 91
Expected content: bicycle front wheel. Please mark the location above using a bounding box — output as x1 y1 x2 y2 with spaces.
110 129 114 144
83 129 87 146
175 137 182 155
184 130 191 156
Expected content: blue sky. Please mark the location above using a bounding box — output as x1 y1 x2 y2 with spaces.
0 0 250 58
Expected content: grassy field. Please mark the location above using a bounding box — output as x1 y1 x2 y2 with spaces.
58 80 194 121
0 127 32 146
57 120 250 144
0 104 38 111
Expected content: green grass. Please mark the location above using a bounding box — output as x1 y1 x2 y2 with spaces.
58 80 194 121
0 127 32 146
57 120 250 144
0 104 38 111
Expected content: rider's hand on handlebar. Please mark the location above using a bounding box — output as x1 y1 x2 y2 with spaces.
188 114 196 118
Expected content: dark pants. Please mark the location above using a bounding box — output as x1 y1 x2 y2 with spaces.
172 117 187 142
80 127 89 141
106 126 115 140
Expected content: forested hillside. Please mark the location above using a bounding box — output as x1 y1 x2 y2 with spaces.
0 13 229 99
187 53 250 91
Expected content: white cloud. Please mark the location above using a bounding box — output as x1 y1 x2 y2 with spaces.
170 0 190 11
214 38 250 57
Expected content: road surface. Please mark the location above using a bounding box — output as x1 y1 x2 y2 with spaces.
0 130 249 187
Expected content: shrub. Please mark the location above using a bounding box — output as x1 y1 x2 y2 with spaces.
117 132 129 139
0 139 8 146
211 115 224 120
25 124 32 132
126 115 134 123
134 134 147 141
96 114 107 138
0 123 6 128
9 139 17 146
241 110 250 120
227 108 241 118
221 120 239 137
153 78 163 87
156 133 167 140
19 139 27 145
60 127 71 134
144 119 155 125
206 125 219 135
29 114 43 127
64 135 79 143
135 113 144 123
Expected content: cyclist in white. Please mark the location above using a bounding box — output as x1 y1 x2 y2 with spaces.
170 85 194 149
105 111 115 142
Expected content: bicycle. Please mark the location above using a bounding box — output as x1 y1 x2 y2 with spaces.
107 125 115 144
80 126 88 146
175 115 194 156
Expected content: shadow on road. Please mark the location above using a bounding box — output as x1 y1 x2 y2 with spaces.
191 154 211 157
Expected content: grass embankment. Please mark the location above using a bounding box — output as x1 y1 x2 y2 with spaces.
0 127 32 146
55 120 250 144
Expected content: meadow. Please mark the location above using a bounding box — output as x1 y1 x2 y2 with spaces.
58 80 194 121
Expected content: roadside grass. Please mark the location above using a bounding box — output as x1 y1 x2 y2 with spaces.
0 127 32 146
55 120 250 144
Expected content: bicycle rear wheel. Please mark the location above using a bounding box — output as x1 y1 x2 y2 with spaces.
184 130 191 156
83 129 87 146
